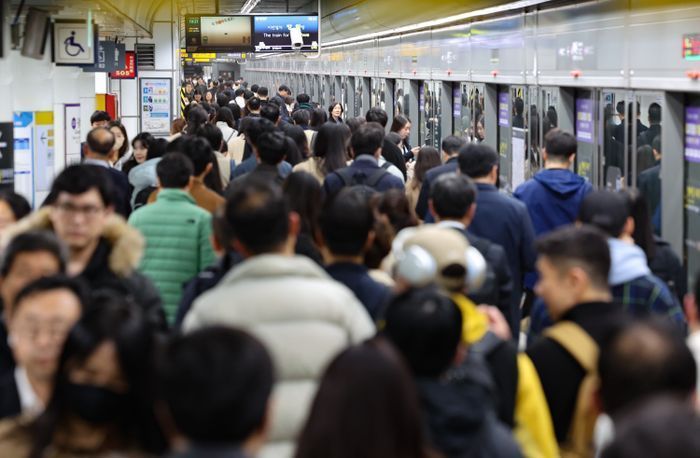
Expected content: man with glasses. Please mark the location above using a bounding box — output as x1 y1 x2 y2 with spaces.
0 276 84 420
42 165 165 329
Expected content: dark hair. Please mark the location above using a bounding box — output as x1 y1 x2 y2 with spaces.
535 225 611 290
244 90 254 101
216 93 230 108
413 147 441 183
430 173 477 219
131 132 154 152
458 143 499 178
156 153 193 188
297 93 310 104
278 84 291 94
226 179 289 254
544 129 577 160
283 124 311 160
246 96 262 113
90 110 111 125
181 136 216 176
314 123 351 174
599 320 696 418
328 102 344 118
1 231 67 278
86 127 115 157
257 86 269 97
108 121 129 159
294 338 432 458
578 190 630 238
256 131 287 165
234 88 245 97
292 109 310 127
211 206 234 250
158 326 273 444
389 115 410 134
365 108 389 127
50 164 114 207
385 132 402 147
442 135 467 156
283 171 323 243
601 397 700 458
185 106 209 136
29 298 162 457
260 103 281 124
321 187 373 256
284 136 304 166
244 118 277 150
514 97 524 116
196 123 224 153
148 138 168 160
345 116 366 135
310 108 328 128
648 103 661 124
0 190 31 222
622 189 656 260
13 275 86 314
616 101 626 116
383 287 462 377
214 106 235 129
374 189 419 233
250 84 260 93
351 122 385 158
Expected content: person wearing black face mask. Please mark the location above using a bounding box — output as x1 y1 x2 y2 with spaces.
0 295 166 457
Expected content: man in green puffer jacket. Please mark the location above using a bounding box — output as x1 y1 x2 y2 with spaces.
129 152 216 323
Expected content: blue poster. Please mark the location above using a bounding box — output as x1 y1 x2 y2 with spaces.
253 15 319 52
12 112 35 205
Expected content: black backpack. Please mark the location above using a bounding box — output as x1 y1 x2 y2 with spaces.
333 162 392 189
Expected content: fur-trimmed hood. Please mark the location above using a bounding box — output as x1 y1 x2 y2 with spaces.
2 207 145 277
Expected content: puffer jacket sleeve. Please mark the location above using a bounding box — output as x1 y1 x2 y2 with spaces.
342 291 377 343
127 271 168 332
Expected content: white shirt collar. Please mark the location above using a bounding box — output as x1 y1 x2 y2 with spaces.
437 220 466 231
14 366 43 416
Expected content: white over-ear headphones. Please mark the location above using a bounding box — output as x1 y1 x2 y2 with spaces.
392 227 487 291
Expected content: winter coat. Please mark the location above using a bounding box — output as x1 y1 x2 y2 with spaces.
129 158 162 210
128 189 216 323
2 207 167 331
608 238 685 329
183 254 375 458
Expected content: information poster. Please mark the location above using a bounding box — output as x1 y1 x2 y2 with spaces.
0 123 14 191
33 112 55 195
512 128 526 190
685 106 700 163
12 112 34 205
139 78 172 135
576 98 594 144
64 104 81 165
498 92 510 127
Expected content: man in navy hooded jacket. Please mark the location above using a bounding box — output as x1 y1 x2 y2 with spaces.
514 129 592 291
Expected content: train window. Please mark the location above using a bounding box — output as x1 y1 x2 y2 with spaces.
601 90 627 190
472 84 485 144
635 93 664 234
428 81 442 150
511 86 527 190
527 85 541 179
395 80 410 120
684 96 700 290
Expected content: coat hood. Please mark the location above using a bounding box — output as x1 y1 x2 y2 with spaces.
416 377 490 455
222 253 331 285
2 206 145 277
608 238 651 286
534 169 589 197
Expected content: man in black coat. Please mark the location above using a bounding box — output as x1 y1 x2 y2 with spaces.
527 226 626 444
429 173 514 337
82 127 131 217
415 135 467 220
366 107 407 179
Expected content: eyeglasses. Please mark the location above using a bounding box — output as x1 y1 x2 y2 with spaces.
55 202 105 218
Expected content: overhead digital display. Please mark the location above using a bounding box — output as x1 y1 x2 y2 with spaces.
185 15 252 52
253 15 319 53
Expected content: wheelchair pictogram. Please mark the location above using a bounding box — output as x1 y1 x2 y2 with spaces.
64 31 85 57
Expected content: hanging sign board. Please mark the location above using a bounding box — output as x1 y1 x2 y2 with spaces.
52 20 97 66
110 50 137 79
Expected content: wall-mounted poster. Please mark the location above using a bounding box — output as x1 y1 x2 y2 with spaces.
0 123 14 191
139 78 172 135
33 111 55 196
13 112 35 205
64 104 81 165
52 20 97 65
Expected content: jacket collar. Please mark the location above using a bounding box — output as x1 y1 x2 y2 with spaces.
157 188 197 204
221 253 331 286
1 207 144 278
475 182 498 192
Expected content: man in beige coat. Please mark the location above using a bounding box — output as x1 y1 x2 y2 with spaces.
183 179 375 458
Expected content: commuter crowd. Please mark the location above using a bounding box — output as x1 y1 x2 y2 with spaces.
0 75 697 458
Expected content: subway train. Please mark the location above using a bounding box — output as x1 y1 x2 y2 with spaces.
242 0 700 287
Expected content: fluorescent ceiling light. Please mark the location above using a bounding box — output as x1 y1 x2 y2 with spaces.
324 0 552 47
241 0 261 14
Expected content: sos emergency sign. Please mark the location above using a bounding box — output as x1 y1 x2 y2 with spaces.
110 51 137 79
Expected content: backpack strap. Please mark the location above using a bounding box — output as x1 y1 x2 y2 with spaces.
381 161 392 170
366 166 389 188
544 321 599 457
333 168 356 187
